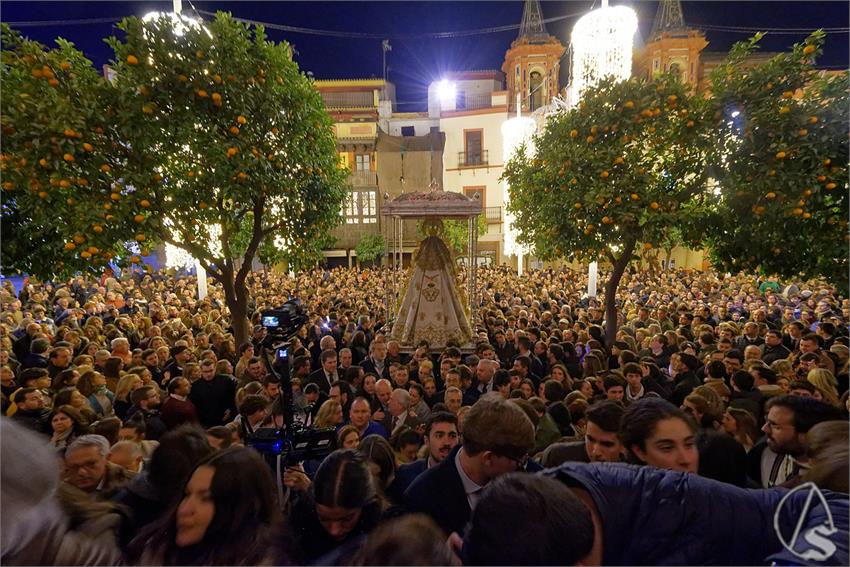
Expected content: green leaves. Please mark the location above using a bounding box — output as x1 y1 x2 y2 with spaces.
355 233 385 264
707 31 849 293
503 74 715 265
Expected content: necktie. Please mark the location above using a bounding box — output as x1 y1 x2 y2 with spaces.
392 416 399 430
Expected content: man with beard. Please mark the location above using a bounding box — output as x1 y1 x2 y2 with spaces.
387 412 459 503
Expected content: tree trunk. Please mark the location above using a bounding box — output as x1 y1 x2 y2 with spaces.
604 239 636 347
220 267 251 346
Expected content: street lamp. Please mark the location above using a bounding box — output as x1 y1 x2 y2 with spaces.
437 79 456 106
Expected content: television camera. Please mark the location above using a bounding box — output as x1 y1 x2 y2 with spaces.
248 299 336 470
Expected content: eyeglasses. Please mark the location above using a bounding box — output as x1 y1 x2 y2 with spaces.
497 452 529 469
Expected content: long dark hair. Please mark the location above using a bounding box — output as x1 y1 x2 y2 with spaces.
130 447 285 565
618 398 694 463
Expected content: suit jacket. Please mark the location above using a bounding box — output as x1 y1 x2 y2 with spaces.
384 412 423 438
307 369 334 395
386 458 428 504
361 358 390 381
404 446 471 536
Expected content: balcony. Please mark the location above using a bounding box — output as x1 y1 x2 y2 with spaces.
485 206 502 224
458 149 489 168
349 170 377 186
321 91 375 109
456 92 492 111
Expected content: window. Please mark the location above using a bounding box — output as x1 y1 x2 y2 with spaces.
456 91 466 110
529 71 543 111
400 126 415 137
464 130 483 165
355 154 371 172
339 152 350 170
344 190 378 224
463 186 486 204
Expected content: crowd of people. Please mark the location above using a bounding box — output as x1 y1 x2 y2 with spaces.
1 263 848 565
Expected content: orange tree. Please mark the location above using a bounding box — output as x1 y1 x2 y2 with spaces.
1 26 124 276
1 14 348 344
503 75 715 344
706 32 849 293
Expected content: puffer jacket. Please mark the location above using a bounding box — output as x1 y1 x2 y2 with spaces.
545 462 849 566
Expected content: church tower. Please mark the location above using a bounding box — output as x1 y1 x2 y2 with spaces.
636 0 707 89
502 0 565 113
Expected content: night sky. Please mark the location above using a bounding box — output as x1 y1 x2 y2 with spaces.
4 1 848 111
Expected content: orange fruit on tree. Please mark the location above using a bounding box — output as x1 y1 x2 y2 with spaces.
103 203 112 210
809 116 818 124
93 225 103 233
77 178 88 186
817 175 826 182
624 101 634 109
237 172 248 181
66 198 76 205
140 199 151 208
650 201 660 210
667 95 677 103
83 142 94 152
63 153 74 162
600 170 609 179
230 126 240 135
237 115 247 125
630 193 639 201
798 129 808 137
87 246 99 254
142 104 155 114
199 201 208 209
803 189 813 197
573 203 582 209
686 120 695 127
775 151 786 159
135 234 146 242
134 214 145 223
803 45 815 55
31 68 44 78
802 212 812 219
569 129 578 138
586 136 594 143
80 251 91 258
39 158 49 168
213 74 222 84
792 208 804 215
823 159 831 166
766 192 777 200
643 243 653 250
64 242 76 251
59 180 70 188
227 147 238 158
613 156 624 165
197 89 208 98
211 92 221 102
602 216 612 224
73 235 86 244
100 164 111 172
825 183 836 190
779 106 790 114
126 55 139 65
782 91 794 99
178 74 188 82
2 181 14 190
110 192 121 201
38 191 48 199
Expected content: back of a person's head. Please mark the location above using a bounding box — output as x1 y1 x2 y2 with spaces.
313 448 377 509
463 473 593 565
358 435 396 490
804 420 849 493
148 425 214 504
350 514 453 566
696 429 748 487
586 399 626 433
464 395 535 458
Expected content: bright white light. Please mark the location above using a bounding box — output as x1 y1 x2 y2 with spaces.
731 111 740 118
570 5 638 104
142 11 209 38
501 116 537 260
165 220 222 269
437 79 456 104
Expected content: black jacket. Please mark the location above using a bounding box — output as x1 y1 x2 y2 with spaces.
404 446 470 536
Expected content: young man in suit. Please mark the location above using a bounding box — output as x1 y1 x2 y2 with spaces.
404 394 534 536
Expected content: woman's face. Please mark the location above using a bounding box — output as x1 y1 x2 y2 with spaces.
341 431 360 450
176 465 216 547
334 405 344 425
316 503 363 541
632 417 698 474
92 373 107 388
364 376 376 394
520 382 533 399
579 381 593 399
551 367 566 382
70 389 87 408
52 412 72 434
721 411 738 434
423 381 436 397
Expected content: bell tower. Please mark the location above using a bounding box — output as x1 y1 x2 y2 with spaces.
502 0 565 113
636 0 707 89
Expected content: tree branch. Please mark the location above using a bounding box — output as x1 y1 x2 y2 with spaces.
236 195 265 289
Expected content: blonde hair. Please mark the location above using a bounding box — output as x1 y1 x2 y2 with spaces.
114 373 142 402
314 399 342 429
807 368 840 406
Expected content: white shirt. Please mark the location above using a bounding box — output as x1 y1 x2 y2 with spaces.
454 449 484 511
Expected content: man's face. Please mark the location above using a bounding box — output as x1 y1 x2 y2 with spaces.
387 394 405 417
395 369 409 387
329 385 341 403
625 372 642 388
799 339 818 354
724 356 742 375
605 386 624 401
445 391 462 414
765 333 781 346
65 446 107 492
22 390 44 411
248 361 265 378
52 349 71 368
322 356 338 375
428 422 459 463
144 353 158 367
376 383 391 405
200 364 216 381
512 360 527 377
585 421 623 463
372 343 387 362
423 381 436 397
174 378 191 397
762 406 804 456
339 350 352 367
444 372 461 389
476 362 494 385
144 389 161 408
349 400 371 427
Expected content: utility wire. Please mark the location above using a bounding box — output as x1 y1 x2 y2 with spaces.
5 16 123 27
